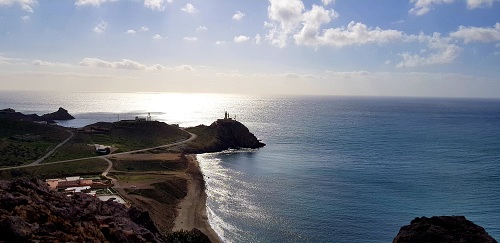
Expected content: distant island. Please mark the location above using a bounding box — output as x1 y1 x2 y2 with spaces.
0 108 265 242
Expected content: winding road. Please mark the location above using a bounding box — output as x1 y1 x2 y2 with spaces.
0 131 197 172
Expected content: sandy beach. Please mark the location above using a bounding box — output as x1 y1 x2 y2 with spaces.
109 152 221 242
172 155 221 243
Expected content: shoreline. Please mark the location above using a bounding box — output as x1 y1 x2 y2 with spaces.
172 154 222 243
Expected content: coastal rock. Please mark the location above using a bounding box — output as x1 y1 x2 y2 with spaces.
185 119 265 153
393 216 497 243
42 107 75 120
0 108 53 123
0 178 163 242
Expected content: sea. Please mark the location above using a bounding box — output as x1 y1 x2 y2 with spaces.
1 91 499 242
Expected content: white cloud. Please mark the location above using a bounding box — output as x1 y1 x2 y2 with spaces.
183 37 197 41
215 41 226 45
232 11 245 21
0 0 37 12
32 60 72 67
126 29 136 34
196 26 207 31
144 0 172 11
75 0 107 7
322 0 335 6
234 35 250 43
265 2 402 48
265 0 305 48
21 15 30 21
409 0 454 16
181 3 197 13
397 33 462 67
175 65 195 71
467 0 499 8
79 57 166 71
153 34 163 40
140 26 149 32
450 23 500 43
254 34 262 45
93 20 107 34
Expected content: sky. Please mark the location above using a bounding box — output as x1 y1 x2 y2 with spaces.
0 0 499 97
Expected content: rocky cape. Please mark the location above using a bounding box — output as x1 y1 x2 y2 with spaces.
41 107 75 120
184 119 266 153
393 216 497 243
0 107 74 124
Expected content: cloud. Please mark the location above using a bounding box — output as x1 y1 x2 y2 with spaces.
32 60 73 67
183 37 197 41
153 34 163 40
322 0 335 6
0 0 37 12
254 34 262 45
409 0 454 16
234 35 250 43
232 11 245 21
265 2 402 48
126 29 136 34
75 0 108 7
215 41 226 45
175 65 195 71
93 20 107 34
196 26 207 31
144 0 172 11
397 33 462 67
265 0 305 48
467 0 499 8
450 23 500 43
181 3 197 13
140 26 149 32
79 57 166 71
21 15 30 21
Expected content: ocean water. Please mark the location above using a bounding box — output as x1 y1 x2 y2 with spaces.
1 91 499 242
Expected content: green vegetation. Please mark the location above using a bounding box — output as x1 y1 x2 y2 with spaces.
185 125 219 151
89 121 190 152
46 121 190 162
111 156 188 172
0 118 68 167
0 158 108 180
44 133 95 162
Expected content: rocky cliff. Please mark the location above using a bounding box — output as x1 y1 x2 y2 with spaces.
42 107 75 120
0 178 162 242
393 216 497 243
184 119 265 153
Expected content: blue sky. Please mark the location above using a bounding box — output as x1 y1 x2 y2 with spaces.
0 0 499 97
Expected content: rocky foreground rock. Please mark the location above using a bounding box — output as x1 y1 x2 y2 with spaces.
0 178 161 242
393 216 497 243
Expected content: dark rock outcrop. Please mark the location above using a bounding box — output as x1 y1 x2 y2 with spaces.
393 216 497 243
185 119 265 153
0 178 163 242
0 108 54 123
42 107 75 120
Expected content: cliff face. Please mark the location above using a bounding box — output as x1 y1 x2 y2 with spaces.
212 120 266 150
42 107 75 120
185 120 265 153
0 178 162 242
393 216 497 243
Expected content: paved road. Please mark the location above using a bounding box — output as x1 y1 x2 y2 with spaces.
0 131 197 171
30 130 74 166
